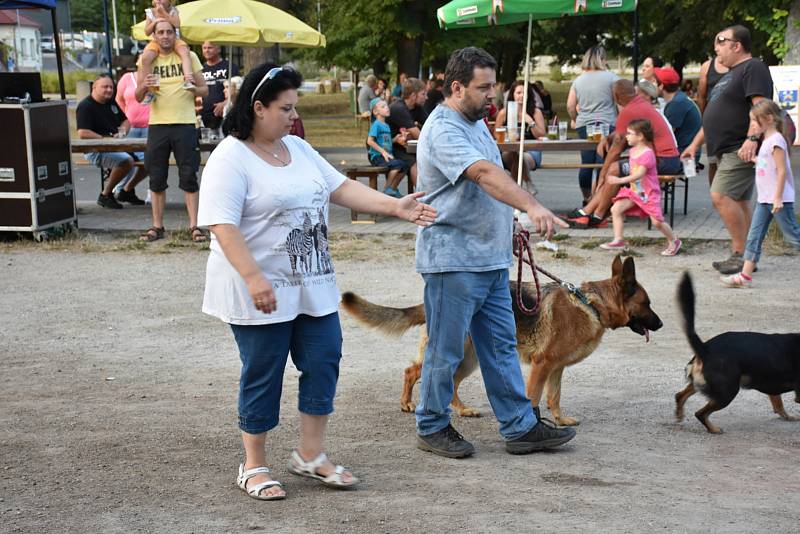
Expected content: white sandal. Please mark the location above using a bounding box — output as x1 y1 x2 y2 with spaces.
287 450 359 489
236 464 286 501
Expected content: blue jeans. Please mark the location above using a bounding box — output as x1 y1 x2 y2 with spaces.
527 150 542 169
576 124 613 193
114 126 148 194
229 312 343 434
744 202 800 263
415 269 537 440
85 150 135 190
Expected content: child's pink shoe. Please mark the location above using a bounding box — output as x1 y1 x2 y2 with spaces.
720 272 752 288
661 238 682 256
599 240 627 251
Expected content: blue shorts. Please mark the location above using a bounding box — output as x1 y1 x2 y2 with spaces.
369 154 409 172
84 150 134 169
229 312 343 434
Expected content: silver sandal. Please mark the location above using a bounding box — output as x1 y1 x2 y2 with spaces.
287 450 359 489
236 464 286 501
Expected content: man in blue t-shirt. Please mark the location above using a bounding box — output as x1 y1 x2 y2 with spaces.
655 67 702 155
413 47 573 459
366 98 409 198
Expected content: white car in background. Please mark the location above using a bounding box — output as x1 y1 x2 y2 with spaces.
41 35 55 53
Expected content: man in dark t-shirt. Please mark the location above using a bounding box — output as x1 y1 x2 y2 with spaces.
387 77 428 187
200 41 239 130
424 78 444 114
76 74 148 208
681 25 773 274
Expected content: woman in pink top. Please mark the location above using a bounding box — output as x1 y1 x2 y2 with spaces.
600 119 682 256
721 99 800 288
113 70 150 203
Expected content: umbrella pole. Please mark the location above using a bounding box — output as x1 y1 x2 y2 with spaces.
516 14 532 188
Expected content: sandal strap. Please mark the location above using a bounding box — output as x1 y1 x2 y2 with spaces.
238 464 271 483
291 449 328 472
248 480 282 496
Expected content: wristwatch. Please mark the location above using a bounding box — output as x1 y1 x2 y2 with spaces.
747 135 760 142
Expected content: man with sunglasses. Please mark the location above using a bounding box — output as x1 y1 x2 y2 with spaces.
681 25 773 275
135 19 208 243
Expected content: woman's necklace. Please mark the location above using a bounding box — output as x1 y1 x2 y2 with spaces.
252 138 290 166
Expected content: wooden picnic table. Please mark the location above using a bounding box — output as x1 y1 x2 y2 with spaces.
405 138 597 154
71 137 220 153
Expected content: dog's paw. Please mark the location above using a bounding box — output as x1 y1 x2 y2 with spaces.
555 415 580 426
400 402 416 413
456 406 481 418
675 408 685 421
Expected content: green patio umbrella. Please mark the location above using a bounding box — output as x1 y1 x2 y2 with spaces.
437 0 637 185
437 0 637 29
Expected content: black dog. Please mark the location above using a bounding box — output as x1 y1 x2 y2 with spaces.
674 272 800 433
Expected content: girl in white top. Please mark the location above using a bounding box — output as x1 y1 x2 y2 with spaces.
721 99 800 288
197 64 436 500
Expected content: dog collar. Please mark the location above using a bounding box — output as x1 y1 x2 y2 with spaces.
565 282 602 322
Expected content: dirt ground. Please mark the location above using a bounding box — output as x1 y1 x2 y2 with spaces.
1 232 799 533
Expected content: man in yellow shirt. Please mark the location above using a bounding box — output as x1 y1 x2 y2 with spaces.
135 19 208 242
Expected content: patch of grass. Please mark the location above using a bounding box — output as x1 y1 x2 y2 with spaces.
621 249 643 258
580 239 603 250
329 232 414 262
626 236 661 247
303 117 368 148
550 233 570 242
762 212 800 255
552 249 569 259
296 92 351 117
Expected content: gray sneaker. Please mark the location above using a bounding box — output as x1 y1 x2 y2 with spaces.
505 407 576 454
416 424 475 458
712 252 744 274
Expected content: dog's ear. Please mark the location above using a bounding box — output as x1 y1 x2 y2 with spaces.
611 255 623 278
621 256 637 297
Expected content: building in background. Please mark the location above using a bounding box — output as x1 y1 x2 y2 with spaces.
0 10 42 72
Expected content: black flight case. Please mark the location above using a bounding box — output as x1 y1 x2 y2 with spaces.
0 101 76 241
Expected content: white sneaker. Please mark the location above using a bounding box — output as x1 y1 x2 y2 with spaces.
720 272 752 288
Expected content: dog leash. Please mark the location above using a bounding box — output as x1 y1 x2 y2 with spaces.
512 220 601 321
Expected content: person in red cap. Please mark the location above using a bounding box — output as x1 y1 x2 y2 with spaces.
654 66 702 155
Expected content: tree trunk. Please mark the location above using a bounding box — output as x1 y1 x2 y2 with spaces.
499 48 524 87
244 0 289 71
785 0 800 64
672 47 688 80
372 58 388 78
396 35 424 80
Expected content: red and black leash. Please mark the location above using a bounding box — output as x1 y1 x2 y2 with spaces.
512 219 598 318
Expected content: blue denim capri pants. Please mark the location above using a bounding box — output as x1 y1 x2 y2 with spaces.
229 312 343 434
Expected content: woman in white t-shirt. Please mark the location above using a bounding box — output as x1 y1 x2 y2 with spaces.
197 64 436 501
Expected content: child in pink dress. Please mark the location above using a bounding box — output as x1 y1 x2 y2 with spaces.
600 119 681 255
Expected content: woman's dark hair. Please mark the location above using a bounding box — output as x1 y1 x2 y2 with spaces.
222 63 303 139
627 118 655 144
647 56 664 68
508 80 538 117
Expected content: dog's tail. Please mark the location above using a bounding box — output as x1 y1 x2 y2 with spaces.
341 292 425 336
676 272 708 359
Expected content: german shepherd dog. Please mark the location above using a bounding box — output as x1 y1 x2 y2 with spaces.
675 272 800 433
342 256 663 425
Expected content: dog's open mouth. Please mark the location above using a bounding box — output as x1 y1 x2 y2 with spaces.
628 322 651 343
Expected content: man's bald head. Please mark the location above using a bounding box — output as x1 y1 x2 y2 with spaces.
613 79 636 106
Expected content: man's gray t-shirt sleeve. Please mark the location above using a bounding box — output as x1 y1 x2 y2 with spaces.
428 124 488 185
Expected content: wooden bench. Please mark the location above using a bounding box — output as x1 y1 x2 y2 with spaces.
648 174 689 228
344 166 390 223
73 158 147 191
537 163 603 170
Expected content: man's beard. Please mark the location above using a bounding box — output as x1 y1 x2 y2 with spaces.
462 103 488 123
